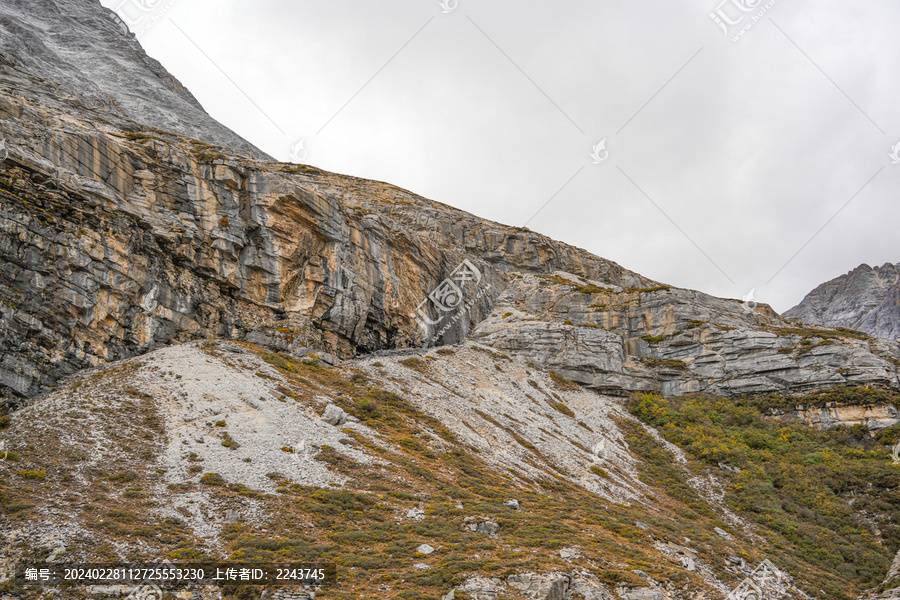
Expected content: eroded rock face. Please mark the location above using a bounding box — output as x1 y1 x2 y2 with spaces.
0 33 650 398
786 263 900 341
0 78 512 396
472 274 900 397
3 83 900 400
784 404 900 431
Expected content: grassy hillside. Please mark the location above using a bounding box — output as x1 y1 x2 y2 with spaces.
626 389 900 598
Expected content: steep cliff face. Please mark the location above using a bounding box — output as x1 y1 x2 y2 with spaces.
0 0 669 400
4 72 898 401
0 62 663 398
2 30 900 401
0 0 268 159
786 263 900 342
0 80 513 397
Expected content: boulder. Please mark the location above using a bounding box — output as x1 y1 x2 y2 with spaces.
320 404 347 426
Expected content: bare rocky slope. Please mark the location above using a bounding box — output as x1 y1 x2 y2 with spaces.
786 263 900 342
2 1 900 599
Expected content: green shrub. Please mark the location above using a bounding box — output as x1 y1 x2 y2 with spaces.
625 388 897 590
574 284 605 294
399 357 425 370
19 470 46 481
261 352 297 372
200 473 226 486
398 437 424 452
549 401 575 418
356 398 380 420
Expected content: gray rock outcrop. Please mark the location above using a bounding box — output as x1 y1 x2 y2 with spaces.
0 0 268 160
786 403 900 430
320 403 347 426
472 273 900 397
786 263 900 341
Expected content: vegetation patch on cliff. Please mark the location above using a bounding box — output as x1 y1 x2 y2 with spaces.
626 390 900 599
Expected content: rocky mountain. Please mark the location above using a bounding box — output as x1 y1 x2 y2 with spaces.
1 2 900 600
3 65 898 401
786 263 900 342
0 0 268 160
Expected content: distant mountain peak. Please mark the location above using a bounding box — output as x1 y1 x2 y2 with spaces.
786 262 900 341
0 0 269 159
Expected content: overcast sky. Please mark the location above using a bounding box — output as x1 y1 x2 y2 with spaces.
101 0 900 313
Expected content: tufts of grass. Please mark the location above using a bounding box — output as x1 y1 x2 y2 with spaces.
19 470 46 481
642 357 688 370
625 285 671 294
773 326 869 341
548 401 576 418
574 284 605 294
108 471 138 483
590 465 609 477
548 372 579 391
200 473 226 486
399 357 426 371
221 432 240 450
261 352 297 373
